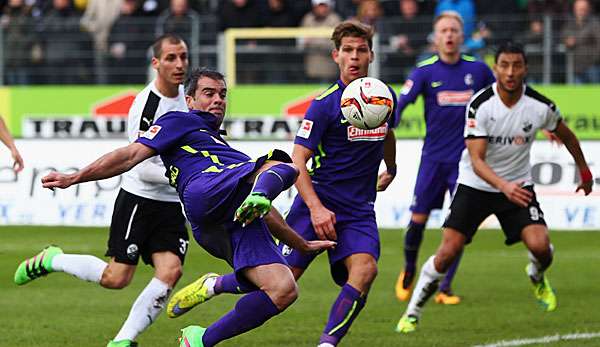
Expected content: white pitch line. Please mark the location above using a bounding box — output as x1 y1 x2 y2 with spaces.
473 332 600 347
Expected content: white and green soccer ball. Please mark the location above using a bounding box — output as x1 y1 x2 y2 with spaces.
340 77 394 130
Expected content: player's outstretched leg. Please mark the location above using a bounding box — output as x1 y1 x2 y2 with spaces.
396 256 445 333
235 163 298 226
319 284 367 346
396 220 425 301
435 249 463 305
14 245 63 285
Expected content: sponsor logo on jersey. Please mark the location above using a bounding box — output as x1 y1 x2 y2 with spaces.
464 73 473 86
347 124 388 141
296 119 313 139
467 118 477 128
431 81 443 88
281 245 293 256
437 90 474 106
400 79 414 95
522 121 533 132
143 125 161 139
487 135 532 145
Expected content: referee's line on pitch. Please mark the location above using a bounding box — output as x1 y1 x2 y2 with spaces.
473 332 600 347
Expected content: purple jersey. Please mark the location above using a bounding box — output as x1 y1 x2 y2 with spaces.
398 54 495 163
136 110 252 194
294 80 399 212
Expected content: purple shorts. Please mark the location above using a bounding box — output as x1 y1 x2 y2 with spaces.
410 160 458 214
282 196 380 286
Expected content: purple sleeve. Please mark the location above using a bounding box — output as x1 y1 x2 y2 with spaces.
136 112 182 153
396 68 425 114
294 100 331 151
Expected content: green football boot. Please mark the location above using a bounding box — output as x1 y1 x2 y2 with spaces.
167 273 219 318
526 265 557 312
14 245 63 285
395 314 418 334
234 193 272 226
179 326 206 347
106 340 138 347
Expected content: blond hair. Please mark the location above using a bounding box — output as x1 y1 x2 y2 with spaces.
433 11 464 30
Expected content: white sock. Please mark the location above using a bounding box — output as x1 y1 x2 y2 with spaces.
318 343 335 347
51 254 107 283
114 277 171 341
527 244 554 283
205 276 217 297
405 256 445 318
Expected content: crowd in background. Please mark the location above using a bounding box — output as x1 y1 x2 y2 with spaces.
1 0 599 84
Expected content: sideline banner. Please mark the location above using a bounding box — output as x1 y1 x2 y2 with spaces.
0 140 598 229
3 85 600 140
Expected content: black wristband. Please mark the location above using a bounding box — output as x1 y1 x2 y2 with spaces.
387 165 397 176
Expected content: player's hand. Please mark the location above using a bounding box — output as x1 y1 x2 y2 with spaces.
310 205 337 241
11 149 24 173
41 171 75 190
500 181 533 207
576 180 593 196
377 171 395 191
542 129 563 146
301 240 337 254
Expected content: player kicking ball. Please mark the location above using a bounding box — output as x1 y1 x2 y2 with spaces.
396 42 593 333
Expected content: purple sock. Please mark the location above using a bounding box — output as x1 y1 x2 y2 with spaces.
252 163 298 200
404 221 425 273
439 248 463 293
203 291 281 347
214 273 256 294
319 284 366 346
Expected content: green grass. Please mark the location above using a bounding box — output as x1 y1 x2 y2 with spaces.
1 227 599 347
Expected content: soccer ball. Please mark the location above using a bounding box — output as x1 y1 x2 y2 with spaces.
340 77 394 130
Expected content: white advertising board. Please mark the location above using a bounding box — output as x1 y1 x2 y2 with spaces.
0 140 598 229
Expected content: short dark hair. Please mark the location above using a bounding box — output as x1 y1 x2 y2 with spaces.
495 41 527 64
331 21 374 50
185 68 226 97
152 34 185 59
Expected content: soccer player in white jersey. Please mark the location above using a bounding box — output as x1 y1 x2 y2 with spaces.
14 34 190 347
396 42 594 333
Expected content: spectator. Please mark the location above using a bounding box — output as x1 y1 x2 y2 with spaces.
39 0 92 84
299 0 342 83
562 0 600 84
527 0 569 16
155 0 201 45
262 0 297 83
353 0 383 28
218 0 262 32
334 0 360 19
1 0 35 84
516 17 544 83
108 0 153 84
80 0 122 84
263 0 295 27
385 0 427 58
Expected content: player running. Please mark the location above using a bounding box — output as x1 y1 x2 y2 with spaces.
396 42 593 334
394 11 495 305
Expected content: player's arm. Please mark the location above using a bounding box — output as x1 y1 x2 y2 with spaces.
42 142 156 189
264 208 336 253
292 143 337 241
552 121 593 195
0 116 24 173
466 138 532 207
377 130 396 191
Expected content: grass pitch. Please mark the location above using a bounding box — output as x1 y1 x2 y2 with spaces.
1 226 599 347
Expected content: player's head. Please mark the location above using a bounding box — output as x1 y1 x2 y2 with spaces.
185 68 227 124
151 34 188 86
433 11 464 57
331 21 374 85
494 42 527 93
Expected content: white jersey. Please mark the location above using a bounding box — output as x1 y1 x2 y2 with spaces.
458 83 562 192
121 80 188 202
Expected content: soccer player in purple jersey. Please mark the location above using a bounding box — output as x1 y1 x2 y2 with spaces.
394 11 495 305
41 68 335 347
285 21 398 347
